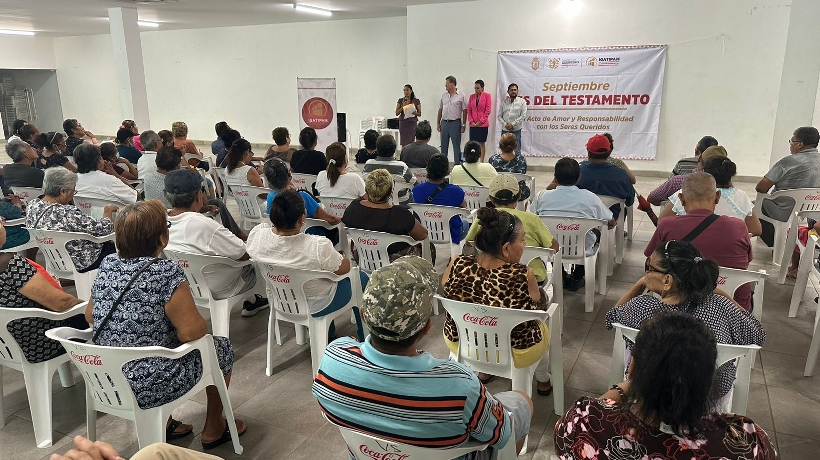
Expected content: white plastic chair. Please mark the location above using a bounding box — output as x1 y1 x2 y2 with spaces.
163 249 264 338
0 303 84 448
10 187 41 205
777 209 820 283
328 413 516 460
409 203 471 260
609 322 760 415
753 188 820 267
462 186 490 211
409 167 427 183
510 173 535 211
257 262 363 376
291 173 318 195
718 267 767 321
213 167 233 200
46 328 243 453
72 195 121 220
392 179 415 204
27 228 115 300
320 195 354 218
300 217 352 260
231 185 270 230
1 217 37 254
437 296 565 418
538 216 608 312
346 228 434 314
596 195 626 274
790 234 820 318
520 246 563 319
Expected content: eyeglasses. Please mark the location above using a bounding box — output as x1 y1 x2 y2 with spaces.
789 139 802 145
644 260 667 275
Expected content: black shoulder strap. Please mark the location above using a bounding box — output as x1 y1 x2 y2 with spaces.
92 257 160 343
681 213 720 243
461 164 483 187
426 180 449 203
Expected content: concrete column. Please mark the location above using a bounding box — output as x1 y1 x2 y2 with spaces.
768 0 820 167
108 7 150 130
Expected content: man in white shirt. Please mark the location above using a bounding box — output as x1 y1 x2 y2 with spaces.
497 83 527 156
436 75 468 165
74 143 138 205
164 169 268 316
136 130 161 179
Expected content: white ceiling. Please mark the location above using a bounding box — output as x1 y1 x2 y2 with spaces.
0 0 459 37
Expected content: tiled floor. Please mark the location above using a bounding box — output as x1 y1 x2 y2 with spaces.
3 170 820 459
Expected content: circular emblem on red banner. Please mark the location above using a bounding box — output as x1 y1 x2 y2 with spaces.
301 97 334 130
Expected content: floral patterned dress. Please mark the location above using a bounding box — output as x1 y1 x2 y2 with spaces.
554 397 779 459
488 152 530 200
91 255 233 409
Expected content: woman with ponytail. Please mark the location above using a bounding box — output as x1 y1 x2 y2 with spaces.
224 138 263 188
557 311 777 460
35 131 77 172
315 142 365 199
605 240 765 407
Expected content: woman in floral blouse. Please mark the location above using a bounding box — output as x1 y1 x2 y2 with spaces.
555 311 778 460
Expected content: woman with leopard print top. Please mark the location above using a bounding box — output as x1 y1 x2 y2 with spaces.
442 206 553 396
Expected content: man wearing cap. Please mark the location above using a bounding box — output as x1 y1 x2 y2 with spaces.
313 256 533 457
533 157 614 291
576 134 635 220
645 172 753 310
466 174 558 283
648 141 721 206
115 127 142 164
497 83 527 156
163 168 267 315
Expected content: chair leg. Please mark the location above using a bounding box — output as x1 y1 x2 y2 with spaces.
210 300 231 338
510 366 534 399
772 224 786 267
0 365 5 429
23 362 56 448
805 308 820 376
789 245 814 317
309 318 331 377
295 325 308 345
133 410 166 449
267 309 278 376
57 361 75 388
551 334 565 417
778 218 799 283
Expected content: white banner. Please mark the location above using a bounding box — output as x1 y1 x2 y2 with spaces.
496 45 666 159
297 78 337 151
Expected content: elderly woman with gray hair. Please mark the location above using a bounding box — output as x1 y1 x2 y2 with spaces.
25 168 118 274
4 138 44 188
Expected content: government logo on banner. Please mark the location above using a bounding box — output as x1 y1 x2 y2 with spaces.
496 45 667 160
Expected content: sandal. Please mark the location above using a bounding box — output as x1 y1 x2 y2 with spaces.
477 373 494 384
537 380 553 396
165 418 193 440
202 420 247 450
786 268 799 280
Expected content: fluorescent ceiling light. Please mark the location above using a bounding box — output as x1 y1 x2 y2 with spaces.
0 29 35 36
137 21 160 28
293 3 332 17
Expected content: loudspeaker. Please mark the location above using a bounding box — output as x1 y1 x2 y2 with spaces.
337 112 346 142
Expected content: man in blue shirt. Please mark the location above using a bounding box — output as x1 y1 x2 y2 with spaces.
576 134 635 220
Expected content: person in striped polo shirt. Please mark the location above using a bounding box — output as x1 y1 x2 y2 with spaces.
312 256 533 459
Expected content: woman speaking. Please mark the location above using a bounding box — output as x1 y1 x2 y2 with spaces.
396 84 421 147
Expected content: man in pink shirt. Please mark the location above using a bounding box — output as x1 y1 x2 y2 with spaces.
644 172 753 310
